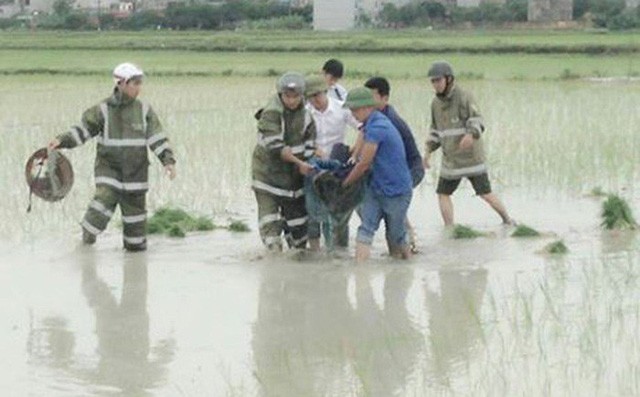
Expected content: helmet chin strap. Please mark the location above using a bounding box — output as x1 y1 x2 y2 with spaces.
436 75 455 99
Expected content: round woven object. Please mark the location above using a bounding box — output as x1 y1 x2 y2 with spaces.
25 148 74 202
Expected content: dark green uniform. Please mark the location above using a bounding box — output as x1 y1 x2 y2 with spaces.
252 94 316 250
56 90 175 251
426 85 486 180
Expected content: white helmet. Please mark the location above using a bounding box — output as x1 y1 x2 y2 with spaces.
113 62 144 85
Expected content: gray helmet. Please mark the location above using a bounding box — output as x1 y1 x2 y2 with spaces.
276 72 305 95
428 61 454 78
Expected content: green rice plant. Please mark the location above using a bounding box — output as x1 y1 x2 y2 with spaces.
545 240 568 254
511 224 541 238
601 195 637 230
194 216 216 231
167 224 186 238
451 224 485 239
589 186 606 197
228 219 250 233
147 207 216 237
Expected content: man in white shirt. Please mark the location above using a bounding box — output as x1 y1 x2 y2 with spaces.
305 75 360 251
322 58 348 102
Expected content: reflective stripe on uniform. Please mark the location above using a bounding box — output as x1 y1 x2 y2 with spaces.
288 235 308 247
263 236 281 245
153 142 170 156
259 213 282 228
252 180 304 199
100 103 109 139
95 176 149 191
123 236 146 245
440 163 487 178
97 137 147 147
89 200 114 218
147 133 166 147
286 216 307 227
122 214 146 224
70 128 82 146
290 144 305 155
81 219 102 235
439 128 467 138
427 130 441 143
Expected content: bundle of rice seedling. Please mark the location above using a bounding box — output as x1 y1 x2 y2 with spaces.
511 224 541 238
147 207 216 237
451 224 485 239
601 195 637 230
544 240 568 254
228 219 250 232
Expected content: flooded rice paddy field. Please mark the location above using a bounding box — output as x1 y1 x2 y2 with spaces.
1 75 640 396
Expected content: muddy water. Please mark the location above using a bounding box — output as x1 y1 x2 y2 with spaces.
2 76 640 395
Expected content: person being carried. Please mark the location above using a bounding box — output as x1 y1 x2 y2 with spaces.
424 61 513 226
303 75 360 251
342 88 413 263
48 62 176 252
252 72 316 252
364 76 424 253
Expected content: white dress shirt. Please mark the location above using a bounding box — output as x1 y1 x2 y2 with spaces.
307 97 360 158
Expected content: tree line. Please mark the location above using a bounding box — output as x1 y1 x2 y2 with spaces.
1 0 639 31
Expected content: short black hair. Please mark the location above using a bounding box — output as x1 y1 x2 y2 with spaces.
364 76 390 97
322 59 344 78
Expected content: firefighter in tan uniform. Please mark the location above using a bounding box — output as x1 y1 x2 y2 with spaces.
48 63 176 251
424 61 513 226
252 72 316 251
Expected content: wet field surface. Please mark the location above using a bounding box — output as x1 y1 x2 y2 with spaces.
2 76 640 395
2 187 640 396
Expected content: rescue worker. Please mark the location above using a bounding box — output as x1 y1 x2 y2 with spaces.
252 72 316 251
48 62 176 251
424 61 513 226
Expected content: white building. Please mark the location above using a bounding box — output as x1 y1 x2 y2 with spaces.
313 0 356 30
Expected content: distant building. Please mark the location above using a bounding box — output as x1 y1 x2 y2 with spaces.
528 0 572 22
627 0 639 7
313 0 356 30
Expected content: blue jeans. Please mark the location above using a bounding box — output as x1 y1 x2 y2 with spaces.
304 176 333 248
356 185 412 246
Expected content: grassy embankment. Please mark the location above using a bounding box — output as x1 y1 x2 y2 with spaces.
0 30 639 80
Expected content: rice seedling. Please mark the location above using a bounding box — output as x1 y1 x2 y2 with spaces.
147 207 216 237
601 195 637 230
544 240 569 255
227 219 250 232
451 224 485 239
511 224 541 238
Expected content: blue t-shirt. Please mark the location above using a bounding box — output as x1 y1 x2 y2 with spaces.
363 111 412 197
381 105 423 171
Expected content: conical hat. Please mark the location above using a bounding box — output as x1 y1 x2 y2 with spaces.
25 148 74 202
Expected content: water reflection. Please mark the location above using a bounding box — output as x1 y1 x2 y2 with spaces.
347 268 422 396
80 252 174 395
426 268 488 385
27 314 75 369
252 266 423 396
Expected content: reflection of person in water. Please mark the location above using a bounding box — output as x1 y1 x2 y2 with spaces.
426 268 488 382
345 268 422 396
81 253 174 394
252 267 353 396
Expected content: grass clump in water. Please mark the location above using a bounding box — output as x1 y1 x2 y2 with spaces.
511 224 541 238
589 186 606 197
544 240 568 254
451 224 485 239
228 219 250 232
601 195 637 230
147 207 216 237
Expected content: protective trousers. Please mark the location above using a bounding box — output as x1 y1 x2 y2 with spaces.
254 190 308 250
81 185 147 251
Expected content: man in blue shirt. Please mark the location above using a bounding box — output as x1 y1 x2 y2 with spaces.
342 87 413 263
365 76 424 253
